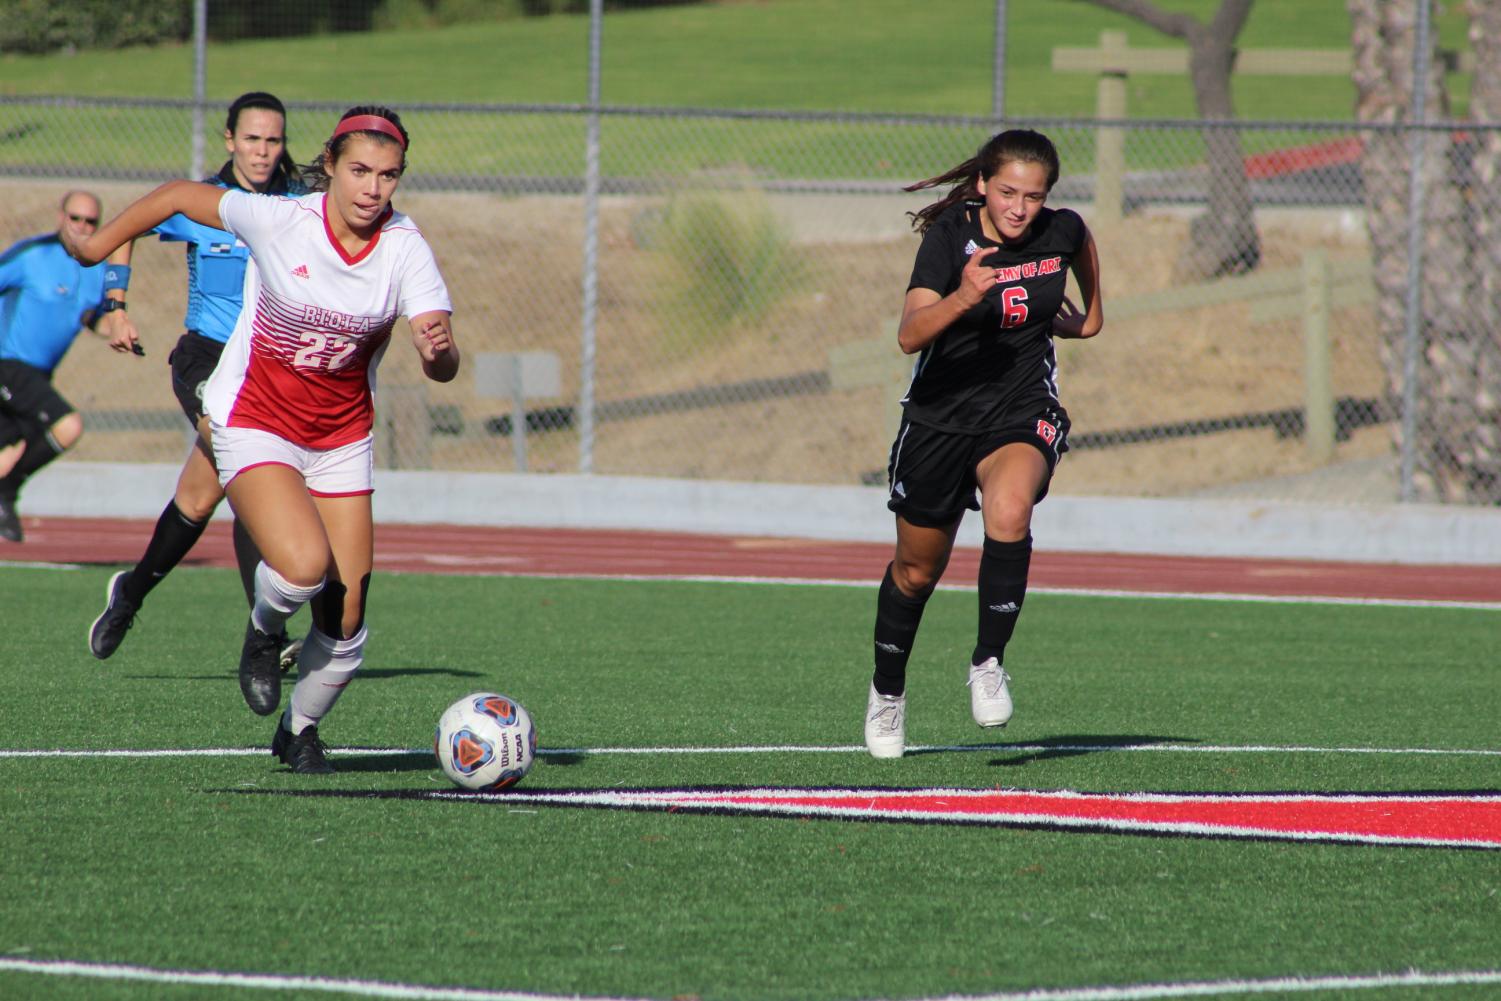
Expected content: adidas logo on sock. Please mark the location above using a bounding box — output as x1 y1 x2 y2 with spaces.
876 641 906 654
988 602 1019 613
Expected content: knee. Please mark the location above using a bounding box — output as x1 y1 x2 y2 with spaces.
275 553 330 591
173 481 223 522
176 495 219 522
983 495 1034 542
52 413 83 449
891 555 944 597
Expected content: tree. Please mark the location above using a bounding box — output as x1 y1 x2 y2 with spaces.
1078 0 1260 279
1348 0 1501 502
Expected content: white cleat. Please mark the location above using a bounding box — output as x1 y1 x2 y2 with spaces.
968 657 1013 728
864 683 906 759
278 633 304 674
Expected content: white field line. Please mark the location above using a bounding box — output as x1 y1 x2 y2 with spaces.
3 958 1501 1001
6 559 1500 611
2 742 1499 759
386 571 1501 612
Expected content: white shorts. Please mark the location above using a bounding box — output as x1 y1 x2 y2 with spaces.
211 423 375 497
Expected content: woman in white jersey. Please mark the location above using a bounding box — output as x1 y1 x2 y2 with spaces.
68 106 459 774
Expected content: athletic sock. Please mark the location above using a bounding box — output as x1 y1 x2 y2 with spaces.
972 533 1032 667
873 563 929 696
251 561 324 636
231 518 262 608
0 428 64 497
284 625 366 734
122 500 207 606
0 412 21 451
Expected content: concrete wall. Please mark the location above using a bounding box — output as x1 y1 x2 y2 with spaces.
22 461 1501 566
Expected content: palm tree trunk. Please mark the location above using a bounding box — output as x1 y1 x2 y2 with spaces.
1348 0 1494 501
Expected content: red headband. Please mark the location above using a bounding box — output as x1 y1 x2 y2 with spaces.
330 114 406 150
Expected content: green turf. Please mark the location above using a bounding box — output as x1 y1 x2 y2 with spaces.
0 562 1497 999
0 1 1476 192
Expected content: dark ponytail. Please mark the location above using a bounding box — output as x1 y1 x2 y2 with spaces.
224 91 301 192
905 129 1061 234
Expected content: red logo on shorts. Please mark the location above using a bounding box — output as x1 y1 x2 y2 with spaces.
1035 420 1058 444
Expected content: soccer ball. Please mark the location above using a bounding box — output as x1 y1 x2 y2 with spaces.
434 692 538 791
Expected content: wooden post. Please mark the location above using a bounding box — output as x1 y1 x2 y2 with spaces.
1094 29 1128 228
510 354 528 473
474 351 562 473
1302 249 1334 463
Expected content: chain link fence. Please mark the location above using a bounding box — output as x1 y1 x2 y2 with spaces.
2 94 1495 505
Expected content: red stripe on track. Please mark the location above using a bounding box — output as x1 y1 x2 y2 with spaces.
4 515 1499 603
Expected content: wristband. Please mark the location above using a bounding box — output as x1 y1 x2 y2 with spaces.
103 264 131 291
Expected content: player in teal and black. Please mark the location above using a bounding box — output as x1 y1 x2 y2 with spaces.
864 129 1105 759
88 93 306 664
0 191 114 543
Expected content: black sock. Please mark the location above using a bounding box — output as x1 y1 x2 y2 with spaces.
972 533 1032 667
873 563 929 696
232 518 262 608
123 500 207 606
0 429 64 497
0 413 21 451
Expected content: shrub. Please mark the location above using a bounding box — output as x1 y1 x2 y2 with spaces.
0 0 706 51
0 0 191 54
650 179 810 349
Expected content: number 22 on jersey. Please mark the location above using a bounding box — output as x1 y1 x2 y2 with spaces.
293 331 359 371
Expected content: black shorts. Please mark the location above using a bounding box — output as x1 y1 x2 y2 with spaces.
0 359 73 445
167 332 225 425
885 403 1070 528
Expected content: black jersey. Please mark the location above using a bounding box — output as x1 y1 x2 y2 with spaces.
902 202 1086 433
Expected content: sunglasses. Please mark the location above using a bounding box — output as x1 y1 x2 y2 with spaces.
67 213 99 225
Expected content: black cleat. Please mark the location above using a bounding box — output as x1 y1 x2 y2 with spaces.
238 620 283 716
0 493 22 543
272 722 334 774
89 570 140 659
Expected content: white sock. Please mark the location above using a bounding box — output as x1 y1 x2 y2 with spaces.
284 625 366 734
251 561 324 636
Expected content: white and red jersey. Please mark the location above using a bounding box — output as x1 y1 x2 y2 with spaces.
203 189 452 449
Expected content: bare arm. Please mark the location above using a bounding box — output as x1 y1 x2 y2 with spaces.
410 310 459 383
1052 227 1103 340
896 245 1000 355
96 240 141 354
65 181 226 267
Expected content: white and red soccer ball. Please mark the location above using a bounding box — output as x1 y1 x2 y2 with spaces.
435 692 537 791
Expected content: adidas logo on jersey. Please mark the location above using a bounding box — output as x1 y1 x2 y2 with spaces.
291 264 311 279
963 239 981 256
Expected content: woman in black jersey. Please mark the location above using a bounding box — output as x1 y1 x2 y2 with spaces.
864 129 1103 759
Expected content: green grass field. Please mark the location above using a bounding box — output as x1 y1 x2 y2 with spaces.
0 1 1478 193
0 0 1476 118
1 562 1498 1000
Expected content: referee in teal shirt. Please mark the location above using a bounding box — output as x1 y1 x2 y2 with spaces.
0 191 114 542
